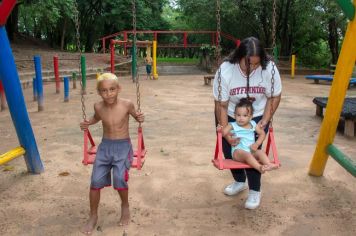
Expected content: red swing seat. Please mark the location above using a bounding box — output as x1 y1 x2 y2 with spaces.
83 127 146 170
212 126 280 170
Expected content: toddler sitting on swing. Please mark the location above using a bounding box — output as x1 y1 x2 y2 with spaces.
222 98 279 173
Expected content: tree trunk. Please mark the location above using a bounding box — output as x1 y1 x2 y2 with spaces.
280 0 293 56
328 17 338 65
60 18 67 51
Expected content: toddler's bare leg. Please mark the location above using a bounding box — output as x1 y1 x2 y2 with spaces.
81 189 100 235
254 150 279 172
118 190 130 226
233 149 264 173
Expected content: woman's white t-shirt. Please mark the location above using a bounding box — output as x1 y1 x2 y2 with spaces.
213 61 282 118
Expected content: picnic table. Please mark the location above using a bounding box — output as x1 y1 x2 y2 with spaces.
313 97 356 137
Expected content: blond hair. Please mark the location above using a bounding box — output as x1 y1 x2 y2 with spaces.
96 73 119 89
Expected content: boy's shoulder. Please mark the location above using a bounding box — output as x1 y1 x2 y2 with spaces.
118 98 133 106
94 101 105 109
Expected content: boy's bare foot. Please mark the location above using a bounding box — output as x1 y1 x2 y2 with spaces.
119 205 130 226
81 215 98 235
262 164 279 172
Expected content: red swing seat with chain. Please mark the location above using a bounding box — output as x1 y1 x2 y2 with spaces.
81 0 146 170
212 0 280 171
212 126 280 170
82 127 146 170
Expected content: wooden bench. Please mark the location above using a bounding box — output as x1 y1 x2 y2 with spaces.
313 97 356 137
305 74 356 88
203 75 214 85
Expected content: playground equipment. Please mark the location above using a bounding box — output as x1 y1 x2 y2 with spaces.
213 126 280 170
100 30 240 53
313 97 356 137
63 77 69 102
77 0 146 169
34 56 44 111
102 29 240 81
110 39 157 80
0 0 44 173
309 0 356 177
212 0 280 170
291 55 296 79
305 74 356 87
53 55 80 93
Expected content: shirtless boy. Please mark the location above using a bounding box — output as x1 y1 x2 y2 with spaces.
80 73 144 234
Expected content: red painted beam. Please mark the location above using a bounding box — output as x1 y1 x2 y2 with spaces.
0 0 17 26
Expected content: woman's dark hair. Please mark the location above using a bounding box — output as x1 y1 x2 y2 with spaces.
225 37 271 70
235 98 254 115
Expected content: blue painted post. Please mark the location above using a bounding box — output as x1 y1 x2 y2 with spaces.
0 26 44 173
32 77 37 101
64 77 69 102
34 56 44 111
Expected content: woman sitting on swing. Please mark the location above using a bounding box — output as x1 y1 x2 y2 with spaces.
213 37 282 209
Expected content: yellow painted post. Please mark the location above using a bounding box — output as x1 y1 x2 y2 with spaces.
291 54 296 79
0 146 26 165
153 40 159 80
309 1 356 176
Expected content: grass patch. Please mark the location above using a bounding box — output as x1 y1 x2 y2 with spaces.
157 57 199 65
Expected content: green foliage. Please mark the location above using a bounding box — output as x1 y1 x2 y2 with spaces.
17 0 169 51
13 0 350 68
18 0 63 36
199 44 216 57
297 39 331 68
172 0 348 68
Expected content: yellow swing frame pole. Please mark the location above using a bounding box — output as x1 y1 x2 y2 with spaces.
309 0 356 176
153 40 159 80
0 146 26 165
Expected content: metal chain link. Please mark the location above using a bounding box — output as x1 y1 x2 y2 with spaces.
216 0 222 121
215 0 222 67
272 0 277 56
73 1 86 121
132 0 141 118
270 0 277 126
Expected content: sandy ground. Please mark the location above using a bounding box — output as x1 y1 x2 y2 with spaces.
1 62 356 235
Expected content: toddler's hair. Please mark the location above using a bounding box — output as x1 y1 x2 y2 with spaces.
96 73 119 89
235 98 254 115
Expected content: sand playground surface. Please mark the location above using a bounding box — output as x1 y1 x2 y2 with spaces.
1 55 356 235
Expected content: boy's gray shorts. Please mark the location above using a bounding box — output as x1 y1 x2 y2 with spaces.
90 138 133 190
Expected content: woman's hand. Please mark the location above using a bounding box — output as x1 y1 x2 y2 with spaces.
258 119 269 130
219 124 240 146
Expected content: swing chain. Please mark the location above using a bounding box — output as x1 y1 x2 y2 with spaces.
269 0 277 126
215 0 222 67
132 0 141 114
272 0 277 56
73 1 86 121
216 0 223 126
